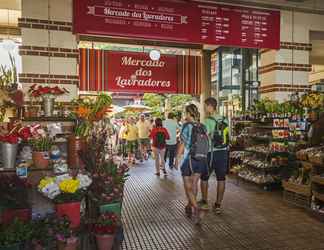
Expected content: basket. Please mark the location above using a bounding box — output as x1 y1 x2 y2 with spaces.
309 154 324 166
282 180 312 197
313 191 324 202
283 190 310 209
312 175 324 186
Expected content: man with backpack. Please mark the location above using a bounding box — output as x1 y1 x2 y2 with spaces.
175 104 209 224
199 97 229 214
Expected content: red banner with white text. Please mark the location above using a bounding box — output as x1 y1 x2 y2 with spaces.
79 49 202 95
73 0 280 49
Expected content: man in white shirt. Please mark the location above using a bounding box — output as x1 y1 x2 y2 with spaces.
163 112 179 169
136 114 152 161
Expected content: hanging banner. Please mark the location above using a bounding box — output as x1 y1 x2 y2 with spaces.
108 51 178 93
73 0 280 49
79 49 202 95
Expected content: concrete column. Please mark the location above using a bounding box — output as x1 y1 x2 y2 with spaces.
200 50 211 121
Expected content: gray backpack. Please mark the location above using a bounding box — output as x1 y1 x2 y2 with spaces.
184 122 209 161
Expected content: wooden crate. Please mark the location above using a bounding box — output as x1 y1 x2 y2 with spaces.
312 175 324 186
282 180 312 197
283 190 311 209
313 191 324 202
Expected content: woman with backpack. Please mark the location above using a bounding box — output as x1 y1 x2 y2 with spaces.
175 104 209 224
150 118 170 176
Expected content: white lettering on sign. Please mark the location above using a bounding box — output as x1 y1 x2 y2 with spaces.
104 8 131 17
121 56 165 67
115 77 171 88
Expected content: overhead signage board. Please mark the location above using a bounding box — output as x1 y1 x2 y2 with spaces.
74 0 280 49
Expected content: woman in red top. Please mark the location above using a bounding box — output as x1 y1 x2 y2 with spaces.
150 118 170 176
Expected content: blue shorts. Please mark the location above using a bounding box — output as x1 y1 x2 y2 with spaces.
180 157 208 177
201 150 229 181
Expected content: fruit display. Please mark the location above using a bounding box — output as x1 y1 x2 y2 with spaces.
301 92 324 110
238 169 277 184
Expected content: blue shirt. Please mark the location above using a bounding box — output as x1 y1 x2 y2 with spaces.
163 119 179 145
180 122 193 159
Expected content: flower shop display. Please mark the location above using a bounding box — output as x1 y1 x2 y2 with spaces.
38 172 92 228
67 94 112 169
91 212 120 250
28 84 69 117
0 174 30 225
30 215 56 250
54 216 78 250
29 129 53 169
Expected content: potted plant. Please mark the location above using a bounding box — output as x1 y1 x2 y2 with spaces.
92 212 119 250
38 172 92 229
0 219 33 250
0 174 31 225
54 216 78 250
28 84 69 117
29 127 53 169
31 215 56 250
68 94 112 168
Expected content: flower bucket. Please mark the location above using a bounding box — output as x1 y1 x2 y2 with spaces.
99 202 122 216
57 238 78 250
95 234 115 250
1 208 31 225
0 243 21 250
1 143 18 169
56 202 81 229
32 151 49 168
68 136 85 169
42 96 55 117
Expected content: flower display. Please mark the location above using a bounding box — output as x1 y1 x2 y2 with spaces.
28 84 69 98
0 123 35 144
92 212 119 235
38 173 92 202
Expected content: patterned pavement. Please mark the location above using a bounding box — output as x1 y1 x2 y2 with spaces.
121 160 324 250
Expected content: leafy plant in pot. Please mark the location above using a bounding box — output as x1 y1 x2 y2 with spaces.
0 174 30 225
0 219 33 250
91 212 119 250
54 216 78 250
30 214 56 250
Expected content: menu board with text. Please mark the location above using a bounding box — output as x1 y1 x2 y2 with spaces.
73 0 280 49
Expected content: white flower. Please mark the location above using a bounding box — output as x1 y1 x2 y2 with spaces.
42 183 60 199
77 174 92 189
55 174 71 184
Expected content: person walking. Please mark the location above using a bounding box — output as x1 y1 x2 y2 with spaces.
163 112 179 169
118 120 128 159
125 117 139 164
200 97 230 214
150 118 170 176
136 114 151 162
175 104 209 224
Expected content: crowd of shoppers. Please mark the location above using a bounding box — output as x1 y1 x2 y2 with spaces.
114 97 229 225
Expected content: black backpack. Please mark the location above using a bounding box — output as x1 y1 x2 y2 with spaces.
208 117 228 147
183 122 209 161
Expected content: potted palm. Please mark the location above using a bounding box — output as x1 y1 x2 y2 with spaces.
92 212 119 250
0 219 33 250
29 128 53 169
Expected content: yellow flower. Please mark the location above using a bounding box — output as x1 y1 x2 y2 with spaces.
59 179 80 193
38 177 55 190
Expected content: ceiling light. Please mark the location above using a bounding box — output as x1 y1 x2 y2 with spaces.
149 49 161 61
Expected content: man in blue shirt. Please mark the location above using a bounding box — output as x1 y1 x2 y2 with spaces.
163 112 179 169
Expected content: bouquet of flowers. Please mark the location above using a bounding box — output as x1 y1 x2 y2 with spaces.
69 94 113 137
91 212 119 235
38 172 92 203
27 124 53 152
28 84 69 98
0 123 33 144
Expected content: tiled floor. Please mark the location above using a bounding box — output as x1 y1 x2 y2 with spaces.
121 160 324 250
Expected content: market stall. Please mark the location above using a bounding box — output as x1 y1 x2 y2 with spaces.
0 90 128 250
230 93 324 220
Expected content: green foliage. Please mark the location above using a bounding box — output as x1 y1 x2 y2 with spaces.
0 52 17 89
31 215 56 248
29 137 53 152
143 93 193 117
0 219 33 247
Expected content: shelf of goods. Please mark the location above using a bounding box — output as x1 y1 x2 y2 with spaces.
292 147 324 221
230 117 307 190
